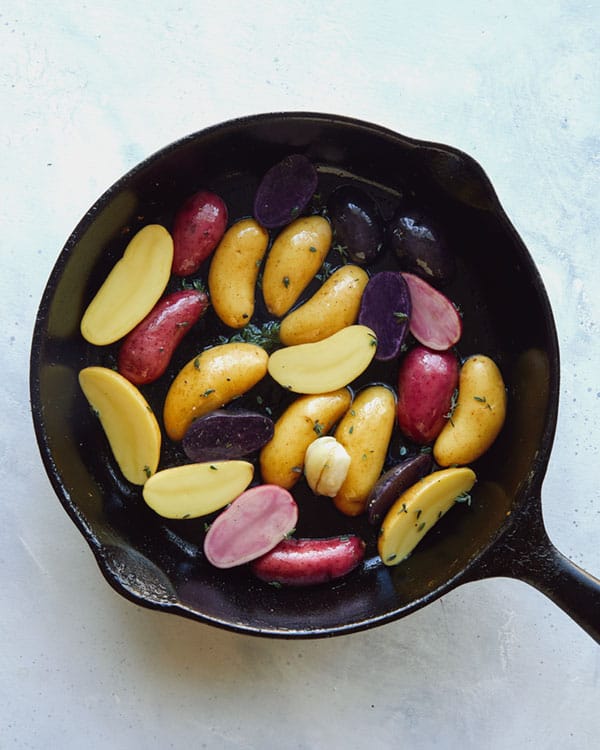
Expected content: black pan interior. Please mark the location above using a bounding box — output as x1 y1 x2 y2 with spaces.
30 113 559 636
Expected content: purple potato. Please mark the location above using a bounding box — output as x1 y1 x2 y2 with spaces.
358 271 411 361
254 154 318 228
366 453 433 525
387 208 455 286
327 185 384 265
182 409 274 462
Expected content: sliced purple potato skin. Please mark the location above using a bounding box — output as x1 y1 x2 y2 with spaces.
358 271 411 361
254 154 318 229
366 453 434 525
182 409 274 462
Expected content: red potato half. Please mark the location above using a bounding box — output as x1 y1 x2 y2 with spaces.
402 272 462 350
203 485 298 569
250 535 366 587
118 288 209 385
397 345 459 444
172 190 228 276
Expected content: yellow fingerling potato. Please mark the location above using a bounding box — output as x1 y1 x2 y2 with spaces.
163 342 268 440
268 325 377 394
378 467 477 566
279 265 369 345
262 215 332 316
259 389 352 489
333 385 396 516
81 224 173 345
78 366 161 485
143 461 254 519
433 354 507 467
208 218 269 328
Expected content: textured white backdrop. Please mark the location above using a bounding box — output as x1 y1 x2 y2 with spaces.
1 2 599 748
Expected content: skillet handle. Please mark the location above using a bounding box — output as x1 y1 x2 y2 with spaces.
473 500 600 644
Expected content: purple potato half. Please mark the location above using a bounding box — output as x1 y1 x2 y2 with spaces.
254 154 318 228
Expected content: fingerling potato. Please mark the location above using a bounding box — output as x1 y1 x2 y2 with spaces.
81 224 173 345
259 389 352 489
433 354 507 466
208 218 269 328
279 264 369 345
333 385 396 516
262 215 331 316
163 342 268 440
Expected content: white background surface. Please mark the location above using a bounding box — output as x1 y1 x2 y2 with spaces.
2 1 599 748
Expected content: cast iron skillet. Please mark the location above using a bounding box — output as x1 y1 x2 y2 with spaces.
30 112 600 641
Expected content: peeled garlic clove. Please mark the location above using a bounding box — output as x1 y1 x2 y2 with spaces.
304 436 351 497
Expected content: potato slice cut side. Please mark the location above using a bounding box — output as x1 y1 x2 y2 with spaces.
378 467 476 566
78 366 161 485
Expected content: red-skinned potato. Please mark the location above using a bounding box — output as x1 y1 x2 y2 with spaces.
397 345 459 444
172 190 228 276
118 288 209 385
250 535 365 586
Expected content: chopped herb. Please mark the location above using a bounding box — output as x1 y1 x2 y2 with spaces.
176 320 190 328
285 528 296 539
291 466 303 474
362 453 368 460
455 491 472 506
193 357 201 369
146 405 153 413
399 445 408 457
224 442 233 449
401 503 408 513
204 522 211 532
348 425 354 434
265 406 272 415
437 510 443 518
420 445 432 454
350 409 356 416
333 243 349 262
283 276 290 288
309 245 317 253
416 509 422 519
143 465 152 478
473 395 486 403
209 465 218 471
268 580 283 588
91 407 100 418
181 278 207 294
444 388 459 426
202 388 215 397
393 311 409 323
242 313 249 319
255 259 262 267
313 421 324 436
369 334 378 347
182 513 191 519
225 320 281 352
290 205 301 220
315 262 334 281
386 554 397 562
417 522 426 532
256 395 264 405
